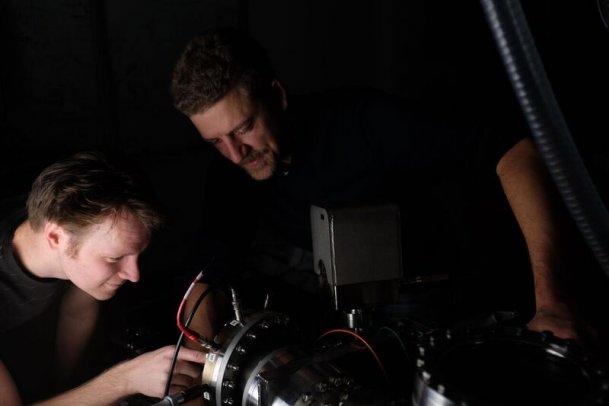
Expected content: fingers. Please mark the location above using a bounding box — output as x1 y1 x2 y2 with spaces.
169 384 188 395
169 373 195 388
119 345 206 398
174 360 202 379
167 373 192 395
176 347 207 364
150 346 205 394
528 317 577 340
157 345 178 357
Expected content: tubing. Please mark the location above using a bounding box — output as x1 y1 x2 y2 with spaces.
480 0 609 277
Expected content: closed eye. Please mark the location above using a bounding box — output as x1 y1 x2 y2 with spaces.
203 117 254 146
233 117 254 137
106 256 123 263
204 138 221 146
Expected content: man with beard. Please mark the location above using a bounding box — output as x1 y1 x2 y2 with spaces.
171 28 586 342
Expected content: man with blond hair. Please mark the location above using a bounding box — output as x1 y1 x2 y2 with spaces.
0 152 204 405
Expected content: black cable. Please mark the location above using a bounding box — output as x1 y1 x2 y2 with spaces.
153 385 211 406
480 0 609 277
163 285 213 397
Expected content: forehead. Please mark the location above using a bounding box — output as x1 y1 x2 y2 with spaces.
190 87 256 139
78 212 149 254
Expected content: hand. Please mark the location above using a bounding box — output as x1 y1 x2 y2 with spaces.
528 303 596 343
113 345 205 398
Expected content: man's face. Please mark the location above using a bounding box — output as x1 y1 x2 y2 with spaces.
189 87 283 181
57 211 150 300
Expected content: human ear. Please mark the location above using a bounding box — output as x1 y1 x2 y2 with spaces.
43 222 65 251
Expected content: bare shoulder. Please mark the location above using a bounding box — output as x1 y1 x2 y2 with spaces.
0 361 22 406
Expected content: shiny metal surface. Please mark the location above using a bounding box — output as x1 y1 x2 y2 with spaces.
242 347 302 406
241 346 357 406
202 311 296 406
412 325 609 406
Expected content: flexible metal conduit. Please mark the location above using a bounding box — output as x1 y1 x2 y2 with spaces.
480 0 609 277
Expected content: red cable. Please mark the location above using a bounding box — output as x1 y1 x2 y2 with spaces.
176 297 200 342
176 271 204 343
319 328 388 381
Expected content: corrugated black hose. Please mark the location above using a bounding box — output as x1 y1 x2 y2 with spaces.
480 0 609 277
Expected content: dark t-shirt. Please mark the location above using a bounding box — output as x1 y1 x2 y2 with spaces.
0 209 64 333
0 205 67 402
259 88 522 250
199 88 530 308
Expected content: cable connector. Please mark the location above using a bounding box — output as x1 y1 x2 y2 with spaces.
230 287 243 325
197 337 219 352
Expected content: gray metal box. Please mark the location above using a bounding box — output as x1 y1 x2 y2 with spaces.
311 204 403 309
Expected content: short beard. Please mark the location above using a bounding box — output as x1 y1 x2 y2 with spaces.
66 237 81 258
241 150 277 181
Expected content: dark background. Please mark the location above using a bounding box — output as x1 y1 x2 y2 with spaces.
1 0 609 358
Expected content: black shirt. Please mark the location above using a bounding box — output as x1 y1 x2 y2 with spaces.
0 209 64 334
267 89 518 237
0 204 67 402
200 88 528 287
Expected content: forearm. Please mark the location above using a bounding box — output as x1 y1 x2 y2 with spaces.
55 286 100 383
28 342 206 405
34 363 130 406
55 314 99 383
183 283 225 351
497 138 568 308
0 361 22 406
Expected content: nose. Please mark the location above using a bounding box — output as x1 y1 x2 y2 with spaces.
119 258 140 283
223 136 248 164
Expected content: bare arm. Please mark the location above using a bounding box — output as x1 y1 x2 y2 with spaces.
183 283 226 352
0 361 22 406
55 285 100 385
497 137 586 339
33 346 205 406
